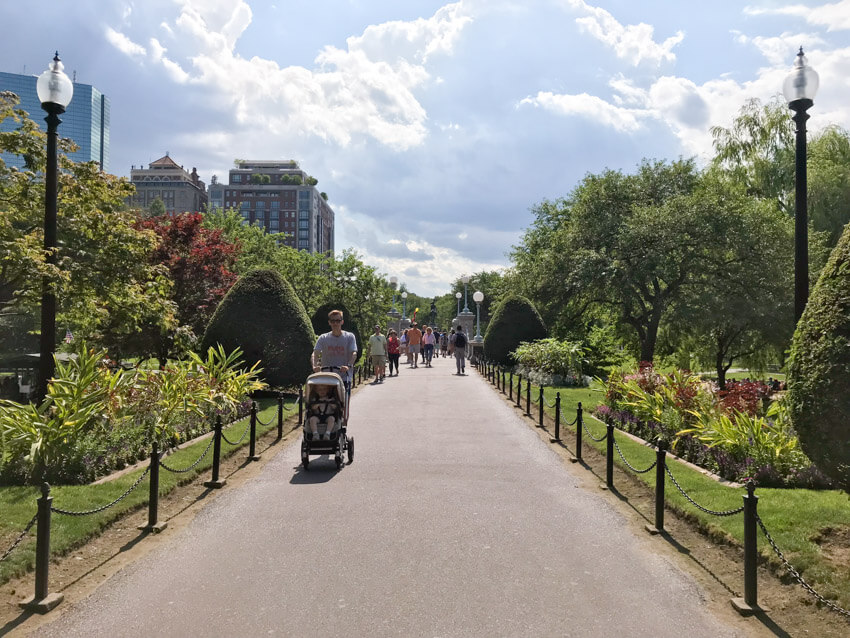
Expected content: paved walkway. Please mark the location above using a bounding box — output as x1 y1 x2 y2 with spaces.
37 354 754 637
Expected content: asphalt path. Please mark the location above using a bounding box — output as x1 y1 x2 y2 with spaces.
37 354 753 637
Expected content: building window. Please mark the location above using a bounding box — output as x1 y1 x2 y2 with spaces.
241 201 250 209
270 201 280 209
299 229 309 239
255 201 265 209
270 210 278 220
232 174 242 183
299 220 308 229
270 219 279 231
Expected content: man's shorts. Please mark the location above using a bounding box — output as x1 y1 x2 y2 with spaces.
409 344 421 354
371 354 386 367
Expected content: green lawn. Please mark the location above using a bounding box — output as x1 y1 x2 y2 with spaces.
0 398 291 586
490 369 850 609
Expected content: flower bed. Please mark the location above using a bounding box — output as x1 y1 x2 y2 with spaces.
594 364 832 489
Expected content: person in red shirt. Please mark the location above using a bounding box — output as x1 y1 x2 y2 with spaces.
407 323 423 368
386 329 401 376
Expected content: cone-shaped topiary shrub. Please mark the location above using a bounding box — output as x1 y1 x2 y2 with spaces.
788 228 850 493
483 294 547 366
201 269 315 388
310 302 363 362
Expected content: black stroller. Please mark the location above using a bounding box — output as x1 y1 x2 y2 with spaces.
300 367 353 470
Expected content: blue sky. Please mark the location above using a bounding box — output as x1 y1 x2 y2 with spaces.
2 0 849 296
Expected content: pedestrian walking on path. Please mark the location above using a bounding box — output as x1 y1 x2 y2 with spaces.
386 329 400 376
368 325 388 383
311 309 358 385
407 323 422 368
450 325 467 375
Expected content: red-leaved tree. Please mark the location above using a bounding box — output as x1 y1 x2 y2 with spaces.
137 212 240 342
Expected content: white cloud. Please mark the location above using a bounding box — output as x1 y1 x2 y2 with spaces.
745 0 850 32
105 27 146 57
105 0 474 150
520 91 648 132
734 31 826 65
564 0 683 66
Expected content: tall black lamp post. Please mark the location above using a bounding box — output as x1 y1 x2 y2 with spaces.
783 47 818 324
36 53 73 402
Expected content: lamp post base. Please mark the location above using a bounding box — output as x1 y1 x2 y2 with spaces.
20 592 64 613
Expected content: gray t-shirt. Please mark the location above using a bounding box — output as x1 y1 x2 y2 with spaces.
314 331 358 380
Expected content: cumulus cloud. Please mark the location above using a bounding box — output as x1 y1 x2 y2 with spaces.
563 0 683 66
519 91 648 132
104 0 473 150
105 27 146 57
744 0 850 32
734 31 826 65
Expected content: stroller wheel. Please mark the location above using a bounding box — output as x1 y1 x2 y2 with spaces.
335 455 343 470
347 435 354 464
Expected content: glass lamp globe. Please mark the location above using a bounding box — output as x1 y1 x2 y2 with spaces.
37 52 74 108
461 275 470 284
401 292 408 299
783 47 819 105
455 292 462 299
473 291 484 303
389 276 397 285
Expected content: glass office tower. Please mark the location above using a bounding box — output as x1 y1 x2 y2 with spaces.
0 71 110 172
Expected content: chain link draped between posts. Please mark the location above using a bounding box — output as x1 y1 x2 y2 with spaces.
159 434 216 474
219 421 251 446
756 514 850 619
254 412 276 427
51 466 151 517
612 435 657 474
0 513 38 563
663 463 744 517
582 417 608 442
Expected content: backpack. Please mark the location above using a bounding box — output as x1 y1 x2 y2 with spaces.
454 332 466 348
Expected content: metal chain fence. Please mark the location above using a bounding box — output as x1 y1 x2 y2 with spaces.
756 514 850 619
0 513 38 563
159 435 216 474
51 466 151 517
220 422 251 446
663 463 744 517
582 417 608 442
612 436 657 474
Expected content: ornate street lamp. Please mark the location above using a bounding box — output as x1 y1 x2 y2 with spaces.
455 291 462 315
401 291 408 320
783 47 819 323
36 53 73 402
472 290 484 342
461 275 471 313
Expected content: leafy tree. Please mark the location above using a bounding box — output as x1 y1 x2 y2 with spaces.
147 197 166 216
712 98 850 247
483 294 547 365
512 159 709 362
202 270 315 388
0 91 175 356
137 212 239 339
787 225 850 493
202 208 282 274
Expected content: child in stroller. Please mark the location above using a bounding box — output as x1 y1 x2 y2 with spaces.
301 368 353 470
307 381 341 440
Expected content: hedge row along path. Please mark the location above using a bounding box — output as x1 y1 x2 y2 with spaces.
13 355 789 637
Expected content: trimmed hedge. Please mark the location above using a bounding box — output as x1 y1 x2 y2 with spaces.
483 294 547 365
310 302 363 362
201 269 315 388
788 226 850 493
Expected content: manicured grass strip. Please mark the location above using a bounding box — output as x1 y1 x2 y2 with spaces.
0 399 289 586
486 371 850 610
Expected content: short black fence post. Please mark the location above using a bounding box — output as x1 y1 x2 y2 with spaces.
538 386 544 427
277 393 284 440
203 415 226 489
646 442 667 535
552 392 561 442
20 483 63 612
516 374 522 407
732 482 760 613
501 370 506 393
574 402 583 461
606 423 615 489
298 387 304 425
139 441 167 533
248 402 260 461
509 372 513 401
526 379 531 416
